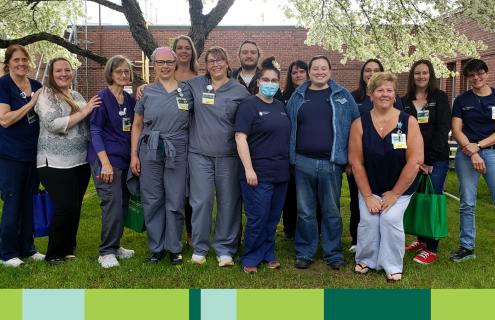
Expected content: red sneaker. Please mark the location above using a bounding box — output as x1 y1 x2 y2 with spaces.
405 240 426 251
413 250 438 265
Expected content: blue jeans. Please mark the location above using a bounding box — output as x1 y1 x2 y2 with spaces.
455 149 495 250
417 160 449 252
294 154 343 263
240 181 288 267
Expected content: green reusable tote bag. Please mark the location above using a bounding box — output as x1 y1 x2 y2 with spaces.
403 174 448 240
125 194 146 233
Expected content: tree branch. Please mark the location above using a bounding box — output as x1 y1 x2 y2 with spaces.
88 0 124 13
188 0 235 56
121 0 158 58
0 32 108 65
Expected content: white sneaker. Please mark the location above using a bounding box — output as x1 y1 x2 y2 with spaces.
116 247 134 259
29 252 46 261
1 257 24 267
98 254 120 268
217 255 234 267
349 245 357 253
191 254 206 265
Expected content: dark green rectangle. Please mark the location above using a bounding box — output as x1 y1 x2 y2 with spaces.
189 288 201 320
325 289 430 320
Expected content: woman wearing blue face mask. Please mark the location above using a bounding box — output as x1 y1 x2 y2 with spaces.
234 57 291 273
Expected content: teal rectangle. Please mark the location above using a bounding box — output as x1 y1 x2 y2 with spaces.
201 289 236 320
23 289 84 320
324 289 430 320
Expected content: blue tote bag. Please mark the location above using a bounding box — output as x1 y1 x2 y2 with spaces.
32 190 54 237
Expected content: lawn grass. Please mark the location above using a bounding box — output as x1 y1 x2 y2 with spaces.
0 171 494 288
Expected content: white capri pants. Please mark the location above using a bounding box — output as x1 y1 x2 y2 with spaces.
355 193 412 275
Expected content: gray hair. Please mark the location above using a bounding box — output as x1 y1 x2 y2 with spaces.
104 55 133 85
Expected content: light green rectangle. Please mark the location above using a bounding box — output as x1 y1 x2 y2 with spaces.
85 289 188 320
0 289 21 320
432 289 495 320
237 289 323 320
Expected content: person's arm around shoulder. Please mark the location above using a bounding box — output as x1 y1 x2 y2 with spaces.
381 116 424 212
348 118 381 214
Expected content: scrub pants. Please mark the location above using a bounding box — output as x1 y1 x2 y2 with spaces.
91 165 130 256
0 158 37 261
139 145 186 254
240 181 288 268
38 164 90 260
189 152 241 258
355 193 412 275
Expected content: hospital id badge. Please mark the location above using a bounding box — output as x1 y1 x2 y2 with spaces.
417 110 429 123
177 97 189 110
492 106 495 120
27 110 38 124
202 92 215 105
122 117 131 132
391 133 407 149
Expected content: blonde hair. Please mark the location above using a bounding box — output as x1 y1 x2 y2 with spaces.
367 72 398 94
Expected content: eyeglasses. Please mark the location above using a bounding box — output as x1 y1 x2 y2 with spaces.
114 70 131 76
206 59 225 66
466 70 487 79
154 60 176 67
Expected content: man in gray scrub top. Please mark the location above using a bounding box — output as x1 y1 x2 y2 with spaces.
130 47 193 265
187 47 250 267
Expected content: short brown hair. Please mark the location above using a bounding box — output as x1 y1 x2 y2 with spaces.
3 45 32 73
104 55 133 85
367 72 398 94
204 47 232 78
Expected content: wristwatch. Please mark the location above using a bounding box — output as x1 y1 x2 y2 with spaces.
477 142 482 149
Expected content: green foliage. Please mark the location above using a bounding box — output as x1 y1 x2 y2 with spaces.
0 0 83 66
285 0 492 76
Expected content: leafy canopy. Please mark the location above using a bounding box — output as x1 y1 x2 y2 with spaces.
0 0 83 67
285 0 494 76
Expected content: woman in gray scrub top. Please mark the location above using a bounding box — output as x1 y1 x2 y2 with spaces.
130 47 193 265
187 47 250 267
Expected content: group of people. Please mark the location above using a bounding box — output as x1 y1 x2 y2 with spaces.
0 37 493 283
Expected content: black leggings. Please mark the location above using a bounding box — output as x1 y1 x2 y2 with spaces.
38 164 90 260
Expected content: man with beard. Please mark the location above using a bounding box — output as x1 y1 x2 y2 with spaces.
232 40 261 95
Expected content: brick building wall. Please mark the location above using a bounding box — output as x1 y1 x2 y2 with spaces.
74 25 376 99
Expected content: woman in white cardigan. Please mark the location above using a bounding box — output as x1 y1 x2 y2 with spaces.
35 57 100 265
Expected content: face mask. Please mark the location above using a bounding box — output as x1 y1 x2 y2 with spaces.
259 82 279 98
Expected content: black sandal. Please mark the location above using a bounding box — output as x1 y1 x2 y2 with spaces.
354 263 369 274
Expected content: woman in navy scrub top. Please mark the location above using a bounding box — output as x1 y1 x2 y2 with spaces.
450 59 495 262
402 60 451 265
0 45 45 267
349 72 423 282
347 59 403 254
235 58 291 273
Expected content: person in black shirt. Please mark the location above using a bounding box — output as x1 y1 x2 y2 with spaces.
402 60 451 265
281 60 310 240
